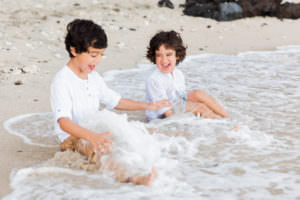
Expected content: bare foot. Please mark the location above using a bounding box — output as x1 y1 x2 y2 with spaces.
217 125 240 142
217 132 231 142
231 124 240 131
130 167 158 186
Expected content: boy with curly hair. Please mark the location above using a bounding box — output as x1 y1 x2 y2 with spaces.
145 30 229 121
51 19 171 186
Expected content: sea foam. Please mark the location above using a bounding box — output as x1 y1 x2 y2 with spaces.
3 46 300 199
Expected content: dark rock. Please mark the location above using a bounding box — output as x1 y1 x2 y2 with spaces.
129 28 136 31
183 1 243 21
238 0 280 17
261 22 268 27
185 0 227 4
278 2 300 19
212 163 219 167
183 2 219 20
113 8 120 12
182 0 300 21
14 80 23 85
219 2 243 21
158 0 175 9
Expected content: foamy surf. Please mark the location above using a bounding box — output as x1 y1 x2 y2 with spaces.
3 112 58 147
80 109 160 176
3 46 300 199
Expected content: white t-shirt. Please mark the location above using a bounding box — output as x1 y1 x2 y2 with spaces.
145 68 186 121
50 66 121 142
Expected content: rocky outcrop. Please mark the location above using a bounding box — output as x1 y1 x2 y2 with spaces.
158 0 175 9
182 0 300 21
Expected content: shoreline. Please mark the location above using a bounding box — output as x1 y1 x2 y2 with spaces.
1 0 300 197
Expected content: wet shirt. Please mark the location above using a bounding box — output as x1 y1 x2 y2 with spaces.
145 68 186 121
50 66 121 142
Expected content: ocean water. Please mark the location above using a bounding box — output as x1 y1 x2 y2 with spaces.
3 46 300 200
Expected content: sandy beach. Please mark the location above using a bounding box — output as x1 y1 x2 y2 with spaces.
1 0 300 197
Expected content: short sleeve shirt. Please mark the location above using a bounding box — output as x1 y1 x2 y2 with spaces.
50 66 121 142
145 68 186 121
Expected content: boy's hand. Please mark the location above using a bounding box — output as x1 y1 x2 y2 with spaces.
148 100 171 110
88 131 112 153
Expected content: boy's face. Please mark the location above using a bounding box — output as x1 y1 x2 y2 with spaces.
71 47 105 74
155 44 177 74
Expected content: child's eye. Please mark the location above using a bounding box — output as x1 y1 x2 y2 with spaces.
89 52 101 58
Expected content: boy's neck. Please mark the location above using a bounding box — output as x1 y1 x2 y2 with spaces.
67 60 88 80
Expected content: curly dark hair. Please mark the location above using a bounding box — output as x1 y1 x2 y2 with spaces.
147 30 186 65
65 19 107 57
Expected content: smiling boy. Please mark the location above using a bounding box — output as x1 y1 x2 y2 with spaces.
51 19 170 186
145 30 229 121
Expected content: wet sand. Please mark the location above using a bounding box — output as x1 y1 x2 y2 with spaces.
1 0 300 197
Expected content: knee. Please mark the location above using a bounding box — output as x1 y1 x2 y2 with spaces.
196 90 207 98
196 103 208 113
190 90 207 102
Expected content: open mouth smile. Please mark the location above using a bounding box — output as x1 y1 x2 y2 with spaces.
88 65 96 71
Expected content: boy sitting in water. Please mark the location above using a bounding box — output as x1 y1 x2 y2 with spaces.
51 19 170 186
145 31 230 121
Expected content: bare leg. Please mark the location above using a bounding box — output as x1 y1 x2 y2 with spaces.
232 124 240 131
186 101 218 119
61 136 157 186
97 156 157 186
106 159 158 186
129 168 158 186
187 90 229 118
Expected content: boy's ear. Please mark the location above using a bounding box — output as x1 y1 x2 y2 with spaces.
70 47 77 57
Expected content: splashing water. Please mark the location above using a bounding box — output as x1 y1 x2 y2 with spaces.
80 109 160 177
3 46 300 200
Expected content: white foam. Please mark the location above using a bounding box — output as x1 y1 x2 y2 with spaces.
3 112 58 147
3 46 300 199
80 109 160 176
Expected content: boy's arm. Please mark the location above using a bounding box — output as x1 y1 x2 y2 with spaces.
58 117 112 152
144 78 174 113
115 98 171 111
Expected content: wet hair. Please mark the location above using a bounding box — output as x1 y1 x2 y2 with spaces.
65 19 107 57
147 30 186 65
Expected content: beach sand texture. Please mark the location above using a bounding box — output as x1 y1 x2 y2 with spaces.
1 0 300 198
